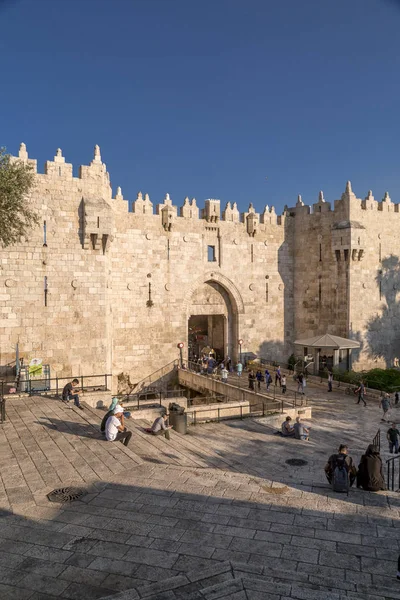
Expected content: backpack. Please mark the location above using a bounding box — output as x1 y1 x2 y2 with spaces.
332 454 349 493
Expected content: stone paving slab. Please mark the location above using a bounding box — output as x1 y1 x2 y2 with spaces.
0 386 399 599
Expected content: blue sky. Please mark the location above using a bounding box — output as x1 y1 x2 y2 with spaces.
1 0 399 214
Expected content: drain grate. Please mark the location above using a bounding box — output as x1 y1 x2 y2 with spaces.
47 487 87 503
286 458 308 466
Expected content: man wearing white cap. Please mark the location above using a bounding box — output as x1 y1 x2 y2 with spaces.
105 405 132 447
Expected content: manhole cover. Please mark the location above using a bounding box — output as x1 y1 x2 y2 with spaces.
47 487 87 503
285 458 308 466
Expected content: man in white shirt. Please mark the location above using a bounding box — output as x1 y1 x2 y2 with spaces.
105 406 132 447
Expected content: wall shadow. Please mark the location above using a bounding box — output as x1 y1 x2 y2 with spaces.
365 255 400 367
0 474 398 599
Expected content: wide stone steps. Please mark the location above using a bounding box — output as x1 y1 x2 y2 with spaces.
98 559 395 600
80 403 241 471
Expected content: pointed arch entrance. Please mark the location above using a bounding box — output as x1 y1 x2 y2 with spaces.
186 274 243 362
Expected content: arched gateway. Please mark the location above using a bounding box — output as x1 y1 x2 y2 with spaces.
185 273 244 362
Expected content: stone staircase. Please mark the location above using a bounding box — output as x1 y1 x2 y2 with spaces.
99 559 394 599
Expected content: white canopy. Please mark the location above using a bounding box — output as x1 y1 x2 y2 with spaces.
294 333 360 350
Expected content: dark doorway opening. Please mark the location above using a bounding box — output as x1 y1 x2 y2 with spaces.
188 315 225 362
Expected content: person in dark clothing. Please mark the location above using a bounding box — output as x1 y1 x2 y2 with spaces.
356 444 386 491
255 370 263 390
327 371 333 392
248 370 256 391
387 423 400 454
324 444 357 486
355 381 367 407
275 366 282 387
62 378 84 410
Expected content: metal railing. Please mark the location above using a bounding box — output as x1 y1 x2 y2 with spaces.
185 361 308 409
0 381 5 423
188 394 233 406
131 360 179 395
122 388 186 411
16 374 112 396
372 429 381 450
386 454 400 492
188 399 278 426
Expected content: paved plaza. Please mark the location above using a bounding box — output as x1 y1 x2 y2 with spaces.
0 382 399 599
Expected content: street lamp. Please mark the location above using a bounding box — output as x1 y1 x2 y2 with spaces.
238 339 243 365
177 342 184 368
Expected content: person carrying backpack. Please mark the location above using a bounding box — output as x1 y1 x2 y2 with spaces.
324 444 357 492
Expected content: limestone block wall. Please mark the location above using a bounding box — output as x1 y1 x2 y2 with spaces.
1 144 290 392
348 190 400 369
289 190 349 345
0 145 113 378
3 143 396 386
110 197 289 388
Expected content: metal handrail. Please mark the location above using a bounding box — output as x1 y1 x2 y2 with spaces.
386 454 400 491
123 388 186 411
0 380 5 423
131 360 179 394
11 373 112 397
185 361 306 409
372 429 381 450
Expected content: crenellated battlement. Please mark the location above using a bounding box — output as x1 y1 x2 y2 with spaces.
3 143 400 382
11 144 399 238
288 180 399 220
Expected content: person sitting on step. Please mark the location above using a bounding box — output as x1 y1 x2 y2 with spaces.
145 412 173 440
101 398 130 434
62 378 84 410
281 416 295 437
105 406 132 447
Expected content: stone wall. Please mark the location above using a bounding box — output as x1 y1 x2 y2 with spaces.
0 144 288 391
1 144 399 387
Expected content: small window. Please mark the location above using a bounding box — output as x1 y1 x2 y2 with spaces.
344 249 349 261
207 245 216 262
335 250 340 261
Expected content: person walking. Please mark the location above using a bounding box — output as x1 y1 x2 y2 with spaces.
275 366 282 387
387 423 400 454
355 381 367 407
297 373 304 394
395 391 399 406
248 369 256 391
256 369 263 390
380 393 391 421
265 369 272 390
221 366 229 383
281 374 287 394
328 371 333 393
236 361 243 377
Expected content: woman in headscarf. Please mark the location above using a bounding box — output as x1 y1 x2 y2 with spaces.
356 444 386 491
